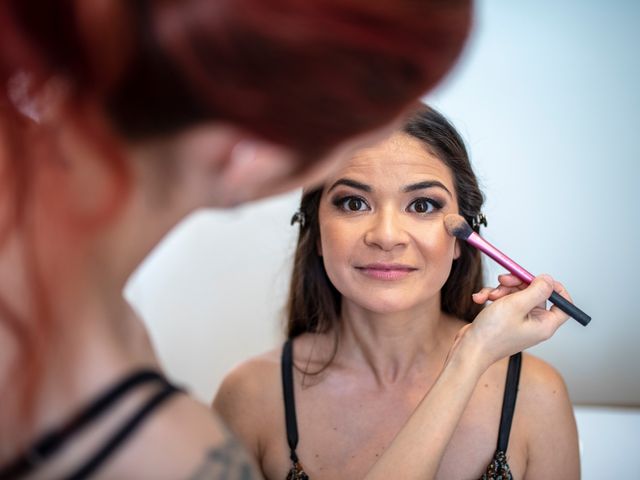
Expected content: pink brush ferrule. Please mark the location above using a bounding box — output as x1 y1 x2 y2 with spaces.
467 232 535 284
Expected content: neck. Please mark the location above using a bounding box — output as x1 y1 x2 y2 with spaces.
337 299 456 387
36 285 160 422
0 135 195 459
0 244 160 457
0 184 177 458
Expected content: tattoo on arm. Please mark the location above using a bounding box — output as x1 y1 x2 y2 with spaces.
189 435 261 480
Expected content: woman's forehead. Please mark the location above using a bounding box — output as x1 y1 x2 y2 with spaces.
325 132 454 189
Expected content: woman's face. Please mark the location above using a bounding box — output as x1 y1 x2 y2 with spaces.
318 132 460 315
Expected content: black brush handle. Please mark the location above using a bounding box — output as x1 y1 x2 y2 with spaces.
549 291 591 326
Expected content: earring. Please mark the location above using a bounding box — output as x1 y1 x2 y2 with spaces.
471 212 488 231
290 210 306 228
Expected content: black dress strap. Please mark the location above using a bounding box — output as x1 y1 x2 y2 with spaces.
0 369 176 480
281 338 300 464
66 382 180 480
496 352 523 453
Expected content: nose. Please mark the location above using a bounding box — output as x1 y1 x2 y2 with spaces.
363 207 409 252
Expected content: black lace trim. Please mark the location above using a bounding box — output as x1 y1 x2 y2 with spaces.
481 450 513 480
286 461 309 480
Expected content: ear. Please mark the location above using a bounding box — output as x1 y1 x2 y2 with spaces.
172 124 300 207
214 136 300 206
317 237 323 257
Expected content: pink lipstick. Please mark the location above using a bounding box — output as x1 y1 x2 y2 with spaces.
356 263 416 281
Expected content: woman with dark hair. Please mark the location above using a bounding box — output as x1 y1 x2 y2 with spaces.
214 106 580 479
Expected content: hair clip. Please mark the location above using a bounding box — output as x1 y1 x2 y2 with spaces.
471 212 488 231
290 210 306 228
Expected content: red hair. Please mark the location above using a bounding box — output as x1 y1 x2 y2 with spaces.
0 0 472 439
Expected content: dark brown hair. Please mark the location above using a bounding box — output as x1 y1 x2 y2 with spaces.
286 105 485 340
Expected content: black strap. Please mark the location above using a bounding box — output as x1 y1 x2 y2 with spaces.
0 369 168 479
65 382 180 480
281 338 301 464
496 352 523 453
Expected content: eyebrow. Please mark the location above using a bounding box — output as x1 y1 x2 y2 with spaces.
327 178 372 193
403 180 452 197
327 178 453 197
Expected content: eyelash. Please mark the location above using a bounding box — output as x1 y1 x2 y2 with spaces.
331 195 444 214
407 197 443 214
332 195 370 212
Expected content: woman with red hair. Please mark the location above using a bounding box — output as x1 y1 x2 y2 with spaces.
0 1 570 478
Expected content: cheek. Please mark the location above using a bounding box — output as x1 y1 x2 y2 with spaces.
318 218 357 287
416 229 458 274
319 221 348 266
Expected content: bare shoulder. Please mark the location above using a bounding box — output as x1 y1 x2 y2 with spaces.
515 353 580 479
163 396 261 479
212 346 284 455
106 393 261 479
213 334 333 407
214 346 282 411
517 353 572 411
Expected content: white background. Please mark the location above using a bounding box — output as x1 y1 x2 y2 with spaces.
126 1 640 476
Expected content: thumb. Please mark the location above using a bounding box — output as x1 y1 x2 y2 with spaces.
505 275 554 314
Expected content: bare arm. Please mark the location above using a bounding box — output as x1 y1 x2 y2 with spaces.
189 433 262 480
365 275 572 480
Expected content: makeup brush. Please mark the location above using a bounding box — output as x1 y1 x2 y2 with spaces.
444 214 591 326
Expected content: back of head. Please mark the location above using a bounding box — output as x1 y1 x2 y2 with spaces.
1 0 472 156
0 0 472 433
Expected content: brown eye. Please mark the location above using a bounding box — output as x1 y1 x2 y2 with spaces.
408 198 441 214
346 197 365 211
415 200 429 213
333 196 369 212
331 195 370 212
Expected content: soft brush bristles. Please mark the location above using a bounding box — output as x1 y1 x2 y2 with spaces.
444 214 474 240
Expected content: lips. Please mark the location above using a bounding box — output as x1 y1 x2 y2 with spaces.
355 263 417 281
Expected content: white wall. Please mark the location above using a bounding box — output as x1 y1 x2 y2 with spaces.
126 0 640 415
574 406 640 479
426 0 640 407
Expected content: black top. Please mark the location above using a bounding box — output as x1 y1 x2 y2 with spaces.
281 339 523 480
0 369 181 480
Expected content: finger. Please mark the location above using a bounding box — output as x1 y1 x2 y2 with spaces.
548 303 570 324
534 304 570 338
502 275 554 315
497 273 526 288
541 274 577 320
472 287 495 304
551 280 573 304
528 274 572 331
487 284 522 301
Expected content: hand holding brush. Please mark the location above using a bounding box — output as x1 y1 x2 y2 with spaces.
444 214 591 326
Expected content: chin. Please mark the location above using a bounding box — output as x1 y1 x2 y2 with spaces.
352 295 420 315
